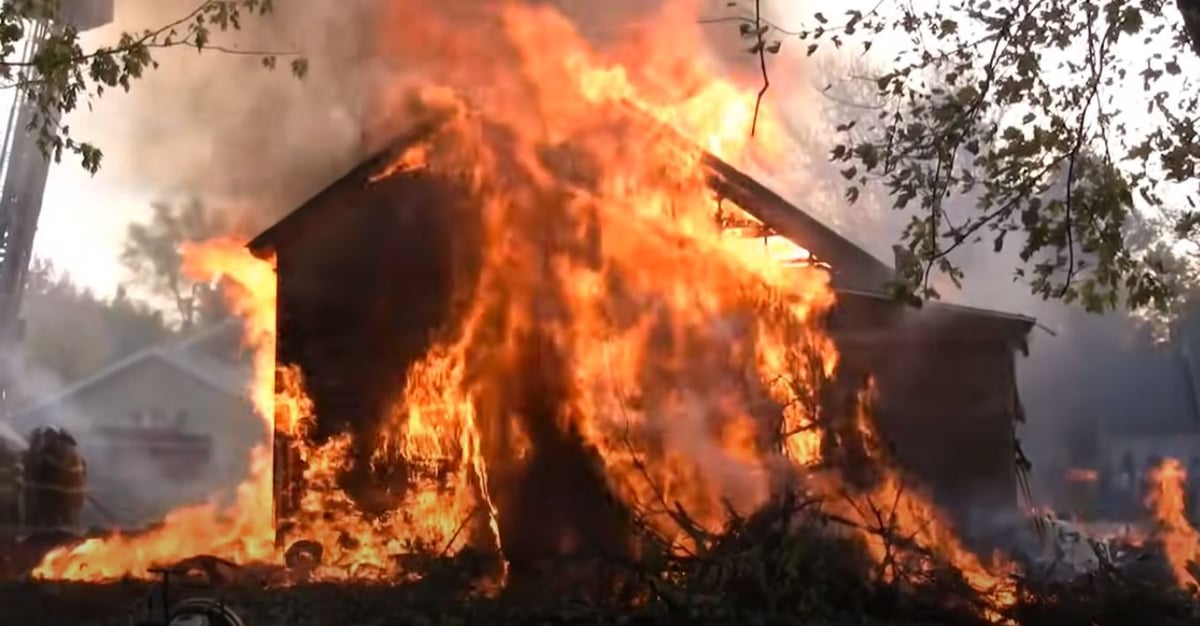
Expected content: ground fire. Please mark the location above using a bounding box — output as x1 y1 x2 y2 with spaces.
15 2 1200 625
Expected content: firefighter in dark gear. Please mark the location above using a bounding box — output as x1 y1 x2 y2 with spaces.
22 426 85 531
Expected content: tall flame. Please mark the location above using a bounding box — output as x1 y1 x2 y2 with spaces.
1147 458 1200 586
30 2 1022 619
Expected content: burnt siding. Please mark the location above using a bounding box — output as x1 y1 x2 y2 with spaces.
273 173 482 516
832 324 1021 515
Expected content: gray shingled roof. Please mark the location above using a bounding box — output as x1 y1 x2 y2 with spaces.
0 419 25 448
3 318 250 426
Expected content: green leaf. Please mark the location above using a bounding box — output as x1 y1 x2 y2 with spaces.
291 57 310 79
1119 7 1144 35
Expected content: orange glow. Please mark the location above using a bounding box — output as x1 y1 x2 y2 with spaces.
1066 467 1099 483
1147 458 1200 587
29 2 1023 619
369 143 430 183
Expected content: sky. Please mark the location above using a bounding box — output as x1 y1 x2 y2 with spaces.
35 160 150 299
24 9 158 300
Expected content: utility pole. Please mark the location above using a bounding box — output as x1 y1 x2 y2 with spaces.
0 0 113 418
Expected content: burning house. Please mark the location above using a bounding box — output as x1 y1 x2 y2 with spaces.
246 113 1035 564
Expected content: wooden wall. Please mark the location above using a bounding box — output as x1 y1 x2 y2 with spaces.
829 294 1027 521
273 172 482 522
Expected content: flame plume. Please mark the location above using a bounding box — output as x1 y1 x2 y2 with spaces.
1148 458 1200 586
31 3 1021 619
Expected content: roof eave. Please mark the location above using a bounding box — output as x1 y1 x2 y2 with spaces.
247 122 445 259
834 287 1036 329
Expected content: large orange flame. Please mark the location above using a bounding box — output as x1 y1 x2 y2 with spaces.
31 1 1022 619
1147 458 1200 586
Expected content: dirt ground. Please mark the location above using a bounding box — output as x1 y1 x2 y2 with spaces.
0 580 457 626
0 581 152 626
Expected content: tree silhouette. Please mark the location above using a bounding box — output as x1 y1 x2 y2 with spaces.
16 259 171 398
120 198 230 330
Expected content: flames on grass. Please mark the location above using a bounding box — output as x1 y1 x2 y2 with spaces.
29 0 1032 619
1148 458 1200 586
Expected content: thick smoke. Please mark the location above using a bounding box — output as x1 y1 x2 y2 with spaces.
75 1 778 226
73 0 389 230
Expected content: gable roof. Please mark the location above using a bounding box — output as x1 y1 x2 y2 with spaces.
701 153 895 291
246 120 896 292
5 321 250 424
173 316 242 354
246 121 443 259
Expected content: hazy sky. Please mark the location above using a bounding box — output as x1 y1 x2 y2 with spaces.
28 0 374 300
35 158 150 299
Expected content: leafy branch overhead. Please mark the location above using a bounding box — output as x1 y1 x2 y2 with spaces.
723 0 1200 314
0 0 307 173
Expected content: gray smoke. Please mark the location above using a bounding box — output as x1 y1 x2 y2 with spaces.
1 345 252 529
73 0 389 230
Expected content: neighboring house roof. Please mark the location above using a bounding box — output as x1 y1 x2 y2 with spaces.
157 349 249 398
0 419 25 448
5 320 250 426
173 317 243 357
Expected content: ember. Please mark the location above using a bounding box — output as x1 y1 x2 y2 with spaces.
1067 467 1099 483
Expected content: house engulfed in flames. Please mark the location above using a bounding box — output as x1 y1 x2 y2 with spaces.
247 120 1035 563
